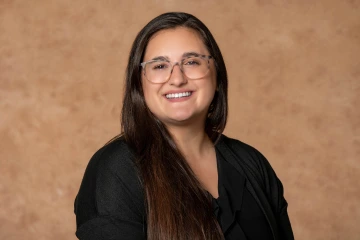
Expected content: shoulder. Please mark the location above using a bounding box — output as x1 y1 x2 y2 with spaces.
75 136 144 228
79 136 140 189
216 134 276 187
89 136 135 170
217 134 287 203
80 135 142 195
102 136 138 174
217 134 267 165
219 135 294 238
218 134 256 151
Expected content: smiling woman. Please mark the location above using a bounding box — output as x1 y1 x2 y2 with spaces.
141 28 217 126
74 12 294 240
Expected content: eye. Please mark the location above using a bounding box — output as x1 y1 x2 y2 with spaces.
151 62 169 70
184 58 201 66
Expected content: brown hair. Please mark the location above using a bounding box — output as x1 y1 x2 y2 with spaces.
121 12 228 239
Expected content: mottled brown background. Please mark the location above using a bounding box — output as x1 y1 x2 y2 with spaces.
0 0 359 239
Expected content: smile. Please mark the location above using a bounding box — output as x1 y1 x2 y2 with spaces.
165 91 192 99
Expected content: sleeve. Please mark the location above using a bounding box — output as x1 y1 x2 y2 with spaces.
74 140 146 240
251 148 294 240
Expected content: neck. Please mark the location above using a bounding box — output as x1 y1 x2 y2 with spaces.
166 121 213 163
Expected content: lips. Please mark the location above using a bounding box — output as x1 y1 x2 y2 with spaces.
165 91 192 99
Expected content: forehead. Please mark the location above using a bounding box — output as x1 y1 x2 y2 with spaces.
143 27 209 61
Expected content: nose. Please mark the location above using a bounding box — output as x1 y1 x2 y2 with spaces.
168 63 187 86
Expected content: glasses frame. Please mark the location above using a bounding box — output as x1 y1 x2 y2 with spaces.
140 54 213 83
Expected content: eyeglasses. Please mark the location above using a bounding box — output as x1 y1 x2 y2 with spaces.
140 54 213 84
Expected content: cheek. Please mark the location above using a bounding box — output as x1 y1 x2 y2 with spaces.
208 70 217 97
141 78 150 104
207 63 217 86
141 78 159 110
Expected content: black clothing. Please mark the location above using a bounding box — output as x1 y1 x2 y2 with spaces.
213 150 273 239
74 135 294 240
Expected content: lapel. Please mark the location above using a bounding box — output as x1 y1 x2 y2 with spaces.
215 135 279 240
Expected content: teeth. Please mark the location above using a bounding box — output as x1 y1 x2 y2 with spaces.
166 91 192 99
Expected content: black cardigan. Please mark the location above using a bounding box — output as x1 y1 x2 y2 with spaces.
74 135 294 239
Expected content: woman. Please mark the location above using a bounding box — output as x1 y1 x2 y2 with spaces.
74 12 294 240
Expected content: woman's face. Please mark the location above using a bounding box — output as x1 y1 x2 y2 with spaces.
141 27 217 127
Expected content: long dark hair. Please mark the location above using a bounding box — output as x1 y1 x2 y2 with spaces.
121 12 228 239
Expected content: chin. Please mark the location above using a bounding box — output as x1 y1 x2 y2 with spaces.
168 116 193 124
154 110 207 126
167 112 206 126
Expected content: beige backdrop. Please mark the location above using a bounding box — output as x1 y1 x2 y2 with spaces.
1 0 359 239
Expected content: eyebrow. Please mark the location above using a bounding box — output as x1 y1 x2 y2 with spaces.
151 56 169 61
182 51 202 58
150 52 203 61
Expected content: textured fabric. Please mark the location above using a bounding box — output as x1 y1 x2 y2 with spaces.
213 151 273 239
216 136 294 240
74 137 146 240
74 135 294 239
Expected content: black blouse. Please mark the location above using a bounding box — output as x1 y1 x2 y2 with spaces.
75 135 294 240
213 150 273 239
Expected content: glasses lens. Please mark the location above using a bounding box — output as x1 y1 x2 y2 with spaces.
144 57 210 83
145 61 171 83
182 57 209 79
